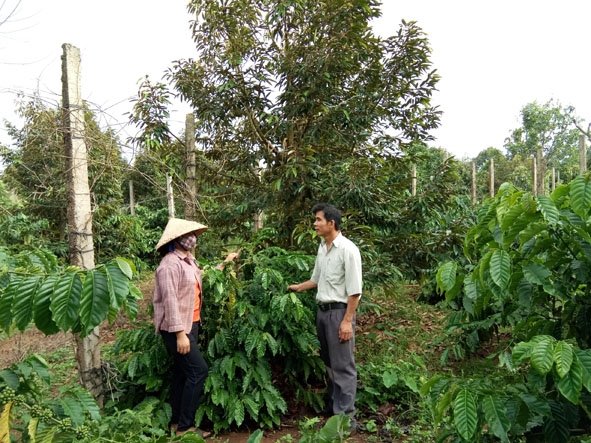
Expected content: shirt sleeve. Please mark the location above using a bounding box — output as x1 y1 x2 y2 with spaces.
310 245 322 284
344 246 362 296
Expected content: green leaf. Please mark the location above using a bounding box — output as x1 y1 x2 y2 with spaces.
570 174 591 219
26 354 51 384
434 388 454 425
51 272 82 331
531 336 555 375
124 286 141 321
401 374 419 393
523 262 551 286
0 275 21 331
574 349 591 391
419 374 445 397
553 341 573 378
500 202 525 232
482 395 510 442
288 293 304 321
0 369 19 389
436 261 457 293
260 271 270 290
246 429 264 443
114 257 134 280
33 275 60 335
382 370 398 388
318 414 350 438
490 249 511 289
127 355 139 379
544 401 570 443
32 423 57 442
262 332 279 356
557 357 583 404
105 263 130 322
243 395 260 422
59 396 86 427
79 270 110 336
518 393 551 416
245 329 261 358
502 208 534 248
537 194 560 224
453 389 478 441
230 398 245 426
12 275 41 331
27 417 38 442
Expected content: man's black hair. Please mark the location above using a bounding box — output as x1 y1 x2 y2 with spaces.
312 203 342 231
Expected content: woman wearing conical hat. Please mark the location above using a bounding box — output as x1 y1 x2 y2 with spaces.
153 218 238 438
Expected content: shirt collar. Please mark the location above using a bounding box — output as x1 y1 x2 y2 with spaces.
171 249 195 263
321 232 343 248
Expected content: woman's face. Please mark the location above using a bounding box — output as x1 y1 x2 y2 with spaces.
177 233 197 250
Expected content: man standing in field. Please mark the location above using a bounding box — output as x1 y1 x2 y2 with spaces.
288 203 362 430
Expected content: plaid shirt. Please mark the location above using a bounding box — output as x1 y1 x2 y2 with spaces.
153 250 203 334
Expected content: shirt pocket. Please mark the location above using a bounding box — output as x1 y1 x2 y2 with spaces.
325 256 345 286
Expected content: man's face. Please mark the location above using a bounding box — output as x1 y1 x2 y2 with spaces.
314 211 333 237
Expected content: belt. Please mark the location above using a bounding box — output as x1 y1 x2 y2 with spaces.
318 302 347 312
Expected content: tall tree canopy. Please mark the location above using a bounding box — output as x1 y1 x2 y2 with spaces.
131 0 441 242
504 100 581 184
1 96 127 243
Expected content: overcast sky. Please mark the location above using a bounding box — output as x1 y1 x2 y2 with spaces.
1 0 590 160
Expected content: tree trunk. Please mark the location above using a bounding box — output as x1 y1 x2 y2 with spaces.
536 148 545 195
62 43 103 407
129 180 135 215
167 174 175 218
185 114 197 220
532 156 537 195
580 134 587 173
411 164 416 197
471 162 476 204
489 158 494 198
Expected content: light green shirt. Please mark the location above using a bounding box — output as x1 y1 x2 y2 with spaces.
311 232 362 304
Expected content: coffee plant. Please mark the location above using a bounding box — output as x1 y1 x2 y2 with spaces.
0 354 99 441
107 246 324 434
436 174 591 353
430 173 591 441
0 247 141 338
422 335 591 442
198 246 324 432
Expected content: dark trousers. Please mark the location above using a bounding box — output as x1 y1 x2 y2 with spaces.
316 309 357 418
161 322 209 431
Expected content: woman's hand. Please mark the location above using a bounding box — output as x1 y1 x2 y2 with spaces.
224 252 239 263
176 332 190 355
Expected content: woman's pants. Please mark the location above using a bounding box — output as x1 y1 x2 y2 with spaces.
161 322 209 431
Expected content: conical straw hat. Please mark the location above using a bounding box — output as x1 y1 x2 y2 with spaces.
155 218 208 251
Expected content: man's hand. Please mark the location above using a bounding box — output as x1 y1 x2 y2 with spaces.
176 332 190 355
339 320 353 343
287 280 317 292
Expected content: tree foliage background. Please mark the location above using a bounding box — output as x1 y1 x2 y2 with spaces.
135 1 437 218
3 0 591 441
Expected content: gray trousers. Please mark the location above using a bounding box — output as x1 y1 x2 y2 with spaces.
316 308 357 417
